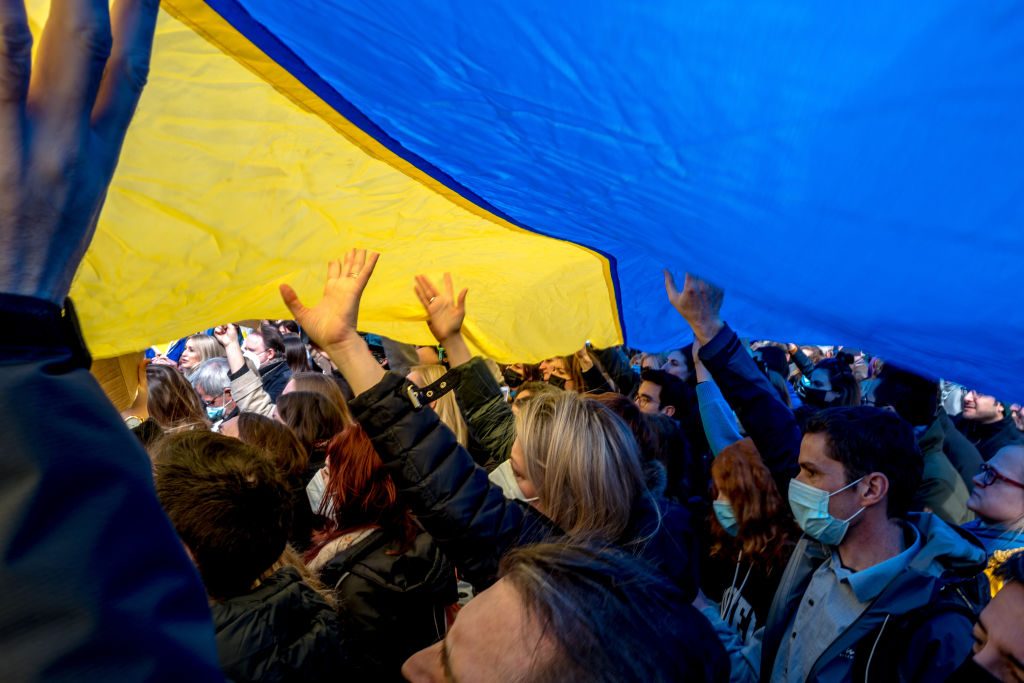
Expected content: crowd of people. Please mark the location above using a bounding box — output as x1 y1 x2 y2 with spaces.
2 5 1023 682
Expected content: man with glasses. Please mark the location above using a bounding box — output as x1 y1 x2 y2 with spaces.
964 445 1024 594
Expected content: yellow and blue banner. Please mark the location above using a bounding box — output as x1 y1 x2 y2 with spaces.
27 1 1024 397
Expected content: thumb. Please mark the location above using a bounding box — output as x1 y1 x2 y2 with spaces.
279 284 308 319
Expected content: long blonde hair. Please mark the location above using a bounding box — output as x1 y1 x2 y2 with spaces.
516 392 645 542
411 364 469 447
183 334 225 377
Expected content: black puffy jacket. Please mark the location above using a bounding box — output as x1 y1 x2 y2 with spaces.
349 372 701 597
316 528 457 681
210 567 344 682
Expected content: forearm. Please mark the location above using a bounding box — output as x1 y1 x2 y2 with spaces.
224 341 246 374
696 380 744 456
326 336 387 397
441 332 472 369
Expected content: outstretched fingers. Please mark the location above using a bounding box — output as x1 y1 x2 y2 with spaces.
279 283 307 319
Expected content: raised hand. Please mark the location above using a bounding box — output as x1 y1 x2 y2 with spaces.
0 0 160 303
413 273 468 344
280 249 380 356
664 270 725 345
213 324 239 348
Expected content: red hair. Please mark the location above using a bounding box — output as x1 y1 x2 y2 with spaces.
709 438 797 571
305 424 417 560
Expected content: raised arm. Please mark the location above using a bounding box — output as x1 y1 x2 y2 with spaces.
281 251 556 583
414 272 472 368
0 2 221 678
665 271 800 492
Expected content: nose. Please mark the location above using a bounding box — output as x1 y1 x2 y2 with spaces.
400 641 443 682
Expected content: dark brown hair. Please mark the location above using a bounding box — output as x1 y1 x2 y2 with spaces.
153 431 293 600
237 412 309 480
287 372 353 425
275 391 347 456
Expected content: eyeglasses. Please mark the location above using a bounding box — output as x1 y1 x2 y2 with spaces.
977 464 1024 491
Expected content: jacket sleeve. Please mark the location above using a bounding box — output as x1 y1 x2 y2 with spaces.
450 357 516 469
593 345 639 397
0 295 223 682
350 372 558 585
699 324 801 493
790 348 814 377
937 410 983 492
698 606 761 683
229 364 275 417
696 379 744 456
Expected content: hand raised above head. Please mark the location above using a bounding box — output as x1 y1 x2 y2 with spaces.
0 0 160 304
280 248 380 356
414 272 468 344
213 324 239 348
664 270 725 345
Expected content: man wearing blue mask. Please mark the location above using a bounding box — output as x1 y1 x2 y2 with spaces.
763 407 989 682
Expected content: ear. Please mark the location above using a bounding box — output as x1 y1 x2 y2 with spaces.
860 472 889 508
661 405 676 418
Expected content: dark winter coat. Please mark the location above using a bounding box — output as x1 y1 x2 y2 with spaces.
349 372 701 597
913 418 974 525
956 415 1024 461
259 358 293 403
210 567 344 683
448 356 513 470
937 409 983 492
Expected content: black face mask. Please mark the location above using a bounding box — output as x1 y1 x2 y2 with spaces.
547 375 567 390
502 368 524 389
944 656 1000 683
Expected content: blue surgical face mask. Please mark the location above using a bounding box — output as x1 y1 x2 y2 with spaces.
206 405 226 421
788 476 866 545
713 500 739 537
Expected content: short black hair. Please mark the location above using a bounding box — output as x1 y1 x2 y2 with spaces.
874 365 939 427
500 543 728 683
640 368 686 416
804 406 923 518
258 323 287 357
154 431 293 599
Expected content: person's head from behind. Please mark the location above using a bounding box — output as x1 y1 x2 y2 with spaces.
178 334 225 375
401 542 728 683
318 424 416 541
189 357 235 421
794 407 923 546
961 552 1024 682
511 392 645 543
409 363 469 446
153 431 293 600
512 380 560 415
963 390 1006 424
235 412 309 481
244 324 286 367
967 445 1024 527
275 391 347 457
281 371 354 425
711 438 796 570
282 334 311 374
640 351 667 372
752 345 789 380
798 357 861 409
146 363 210 433
873 364 939 427
636 368 685 418
276 319 300 336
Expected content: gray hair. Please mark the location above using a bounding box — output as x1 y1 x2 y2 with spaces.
190 357 231 397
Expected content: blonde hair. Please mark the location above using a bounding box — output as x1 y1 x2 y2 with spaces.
412 364 469 447
516 392 645 542
183 334 226 378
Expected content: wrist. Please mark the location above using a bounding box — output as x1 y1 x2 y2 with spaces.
692 318 724 346
439 330 464 346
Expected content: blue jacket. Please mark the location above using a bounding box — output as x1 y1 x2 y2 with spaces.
761 513 988 683
0 295 222 681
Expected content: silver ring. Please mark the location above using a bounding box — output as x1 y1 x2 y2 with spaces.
348 272 359 278
429 296 437 303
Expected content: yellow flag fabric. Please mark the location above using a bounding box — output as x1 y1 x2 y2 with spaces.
25 2 621 361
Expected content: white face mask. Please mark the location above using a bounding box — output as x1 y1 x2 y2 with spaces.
306 468 334 516
243 349 262 370
488 460 539 503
